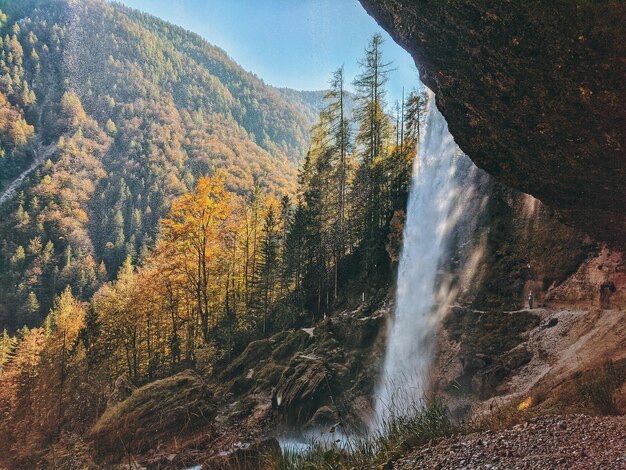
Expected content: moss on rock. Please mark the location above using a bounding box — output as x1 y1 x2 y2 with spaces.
88 370 215 463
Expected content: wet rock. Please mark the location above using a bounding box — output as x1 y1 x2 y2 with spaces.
304 405 339 430
203 438 281 470
272 359 330 424
337 313 384 348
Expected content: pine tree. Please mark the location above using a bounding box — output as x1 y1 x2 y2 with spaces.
325 66 353 299
405 89 428 147
23 291 40 325
0 328 16 372
352 33 394 276
259 204 280 333
78 304 100 373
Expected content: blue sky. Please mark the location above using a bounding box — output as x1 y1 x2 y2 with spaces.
116 0 421 104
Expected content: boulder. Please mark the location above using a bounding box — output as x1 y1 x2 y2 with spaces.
271 329 312 361
304 405 339 431
221 339 273 379
272 358 330 424
505 347 533 370
88 370 215 464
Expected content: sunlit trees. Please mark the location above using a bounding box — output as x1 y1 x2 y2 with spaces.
0 22 428 465
94 257 142 379
161 173 231 342
59 91 88 130
325 66 353 300
352 33 394 276
0 0 316 330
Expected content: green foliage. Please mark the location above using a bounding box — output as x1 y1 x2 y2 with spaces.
0 7 428 465
284 38 426 313
0 328 16 371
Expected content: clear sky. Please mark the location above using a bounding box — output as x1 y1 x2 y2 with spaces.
115 0 421 104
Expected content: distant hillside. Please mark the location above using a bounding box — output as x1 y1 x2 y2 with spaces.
279 87 358 124
0 0 322 328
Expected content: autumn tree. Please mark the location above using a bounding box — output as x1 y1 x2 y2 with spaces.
161 173 231 343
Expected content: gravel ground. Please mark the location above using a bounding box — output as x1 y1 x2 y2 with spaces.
394 414 626 469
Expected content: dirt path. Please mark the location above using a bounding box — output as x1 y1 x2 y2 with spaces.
0 142 55 208
394 414 625 469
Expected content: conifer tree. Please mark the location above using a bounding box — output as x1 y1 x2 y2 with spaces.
325 66 353 299
259 204 280 333
352 33 393 275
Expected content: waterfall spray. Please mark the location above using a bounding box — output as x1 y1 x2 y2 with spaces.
373 93 475 427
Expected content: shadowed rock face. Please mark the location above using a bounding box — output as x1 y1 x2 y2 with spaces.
359 0 625 241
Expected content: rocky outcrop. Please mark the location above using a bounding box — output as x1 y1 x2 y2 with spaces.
88 370 215 464
435 306 626 420
546 245 626 308
105 374 136 407
272 357 330 424
359 0 626 242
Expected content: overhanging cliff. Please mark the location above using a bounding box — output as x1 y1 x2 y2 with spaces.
359 0 625 241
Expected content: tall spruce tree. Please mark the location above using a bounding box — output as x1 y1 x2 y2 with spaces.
352 33 393 276
325 66 353 299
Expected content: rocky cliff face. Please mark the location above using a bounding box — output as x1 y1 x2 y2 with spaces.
358 0 625 242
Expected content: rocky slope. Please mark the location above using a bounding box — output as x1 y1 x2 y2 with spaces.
358 0 626 242
394 414 626 470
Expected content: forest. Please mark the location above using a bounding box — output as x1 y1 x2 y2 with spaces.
0 0 326 330
0 0 427 464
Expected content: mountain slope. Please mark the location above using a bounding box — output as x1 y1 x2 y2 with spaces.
0 0 319 329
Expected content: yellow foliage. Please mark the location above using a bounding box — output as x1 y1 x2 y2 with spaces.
517 396 533 411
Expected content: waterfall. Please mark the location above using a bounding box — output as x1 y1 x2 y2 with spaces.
373 94 477 426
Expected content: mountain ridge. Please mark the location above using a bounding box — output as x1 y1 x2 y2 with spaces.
0 0 322 328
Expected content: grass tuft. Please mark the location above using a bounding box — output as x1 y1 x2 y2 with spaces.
275 397 455 469
574 360 622 415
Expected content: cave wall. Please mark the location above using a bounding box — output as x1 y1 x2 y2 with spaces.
359 0 626 242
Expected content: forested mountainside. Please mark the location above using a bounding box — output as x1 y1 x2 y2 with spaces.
0 1 431 457
0 0 323 330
